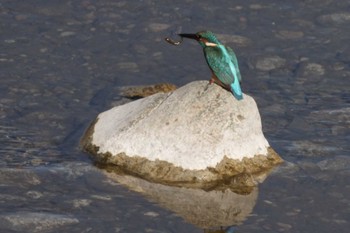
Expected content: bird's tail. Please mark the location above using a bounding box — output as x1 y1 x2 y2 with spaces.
230 80 243 100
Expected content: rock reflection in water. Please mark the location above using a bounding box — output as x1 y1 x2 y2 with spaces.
103 171 258 230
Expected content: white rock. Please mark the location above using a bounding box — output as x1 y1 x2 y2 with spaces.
82 81 282 188
92 81 269 169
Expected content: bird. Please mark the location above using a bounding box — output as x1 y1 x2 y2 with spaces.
178 31 243 100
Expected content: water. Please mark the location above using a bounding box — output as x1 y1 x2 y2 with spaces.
1 0 349 232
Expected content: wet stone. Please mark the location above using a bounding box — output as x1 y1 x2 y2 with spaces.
332 62 345 71
26 191 44 199
276 222 292 231
60 31 76 37
291 19 315 28
148 23 170 32
14 14 29 21
4 39 16 43
116 62 139 72
317 12 350 25
249 4 266 10
276 30 304 39
309 108 350 124
317 156 350 171
90 195 112 201
255 55 286 71
72 199 92 208
307 108 350 137
286 141 338 157
143 211 159 217
0 194 26 202
0 212 79 233
299 62 326 76
0 168 41 186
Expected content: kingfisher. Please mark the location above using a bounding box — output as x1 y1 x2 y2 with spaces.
178 31 243 100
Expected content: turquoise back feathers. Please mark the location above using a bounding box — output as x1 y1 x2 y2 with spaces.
205 44 243 100
179 31 243 100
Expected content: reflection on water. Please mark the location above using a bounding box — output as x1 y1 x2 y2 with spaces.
104 171 258 230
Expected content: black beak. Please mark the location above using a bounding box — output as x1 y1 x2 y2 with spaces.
178 33 199 41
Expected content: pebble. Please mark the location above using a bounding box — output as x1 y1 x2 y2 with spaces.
0 58 14 62
30 158 44 166
332 62 345 71
26 191 44 199
317 12 350 24
286 141 338 157
255 55 286 71
308 108 350 136
143 211 159 217
117 62 139 71
291 19 315 28
285 208 301 216
276 30 304 39
90 195 112 201
15 14 29 21
72 199 92 208
148 23 170 32
0 168 41 186
60 31 76 37
0 212 79 232
317 156 350 171
4 39 16 43
276 222 292 231
302 63 325 76
249 4 265 10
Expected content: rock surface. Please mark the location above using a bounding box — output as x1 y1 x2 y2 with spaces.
82 81 282 189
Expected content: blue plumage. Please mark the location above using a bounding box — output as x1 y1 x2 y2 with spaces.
179 31 243 100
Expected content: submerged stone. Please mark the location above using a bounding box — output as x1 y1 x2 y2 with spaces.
317 12 350 25
255 55 286 71
81 81 282 189
0 212 79 232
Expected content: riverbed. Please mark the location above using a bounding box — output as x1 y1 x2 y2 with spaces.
1 0 349 232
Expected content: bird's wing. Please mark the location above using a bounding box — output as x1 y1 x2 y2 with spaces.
226 46 242 83
204 46 238 86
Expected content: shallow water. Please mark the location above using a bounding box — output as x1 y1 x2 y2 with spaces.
1 0 349 232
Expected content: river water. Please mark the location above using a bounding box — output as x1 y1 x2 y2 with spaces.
1 0 349 232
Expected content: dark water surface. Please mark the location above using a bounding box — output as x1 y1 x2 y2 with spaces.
1 0 349 232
